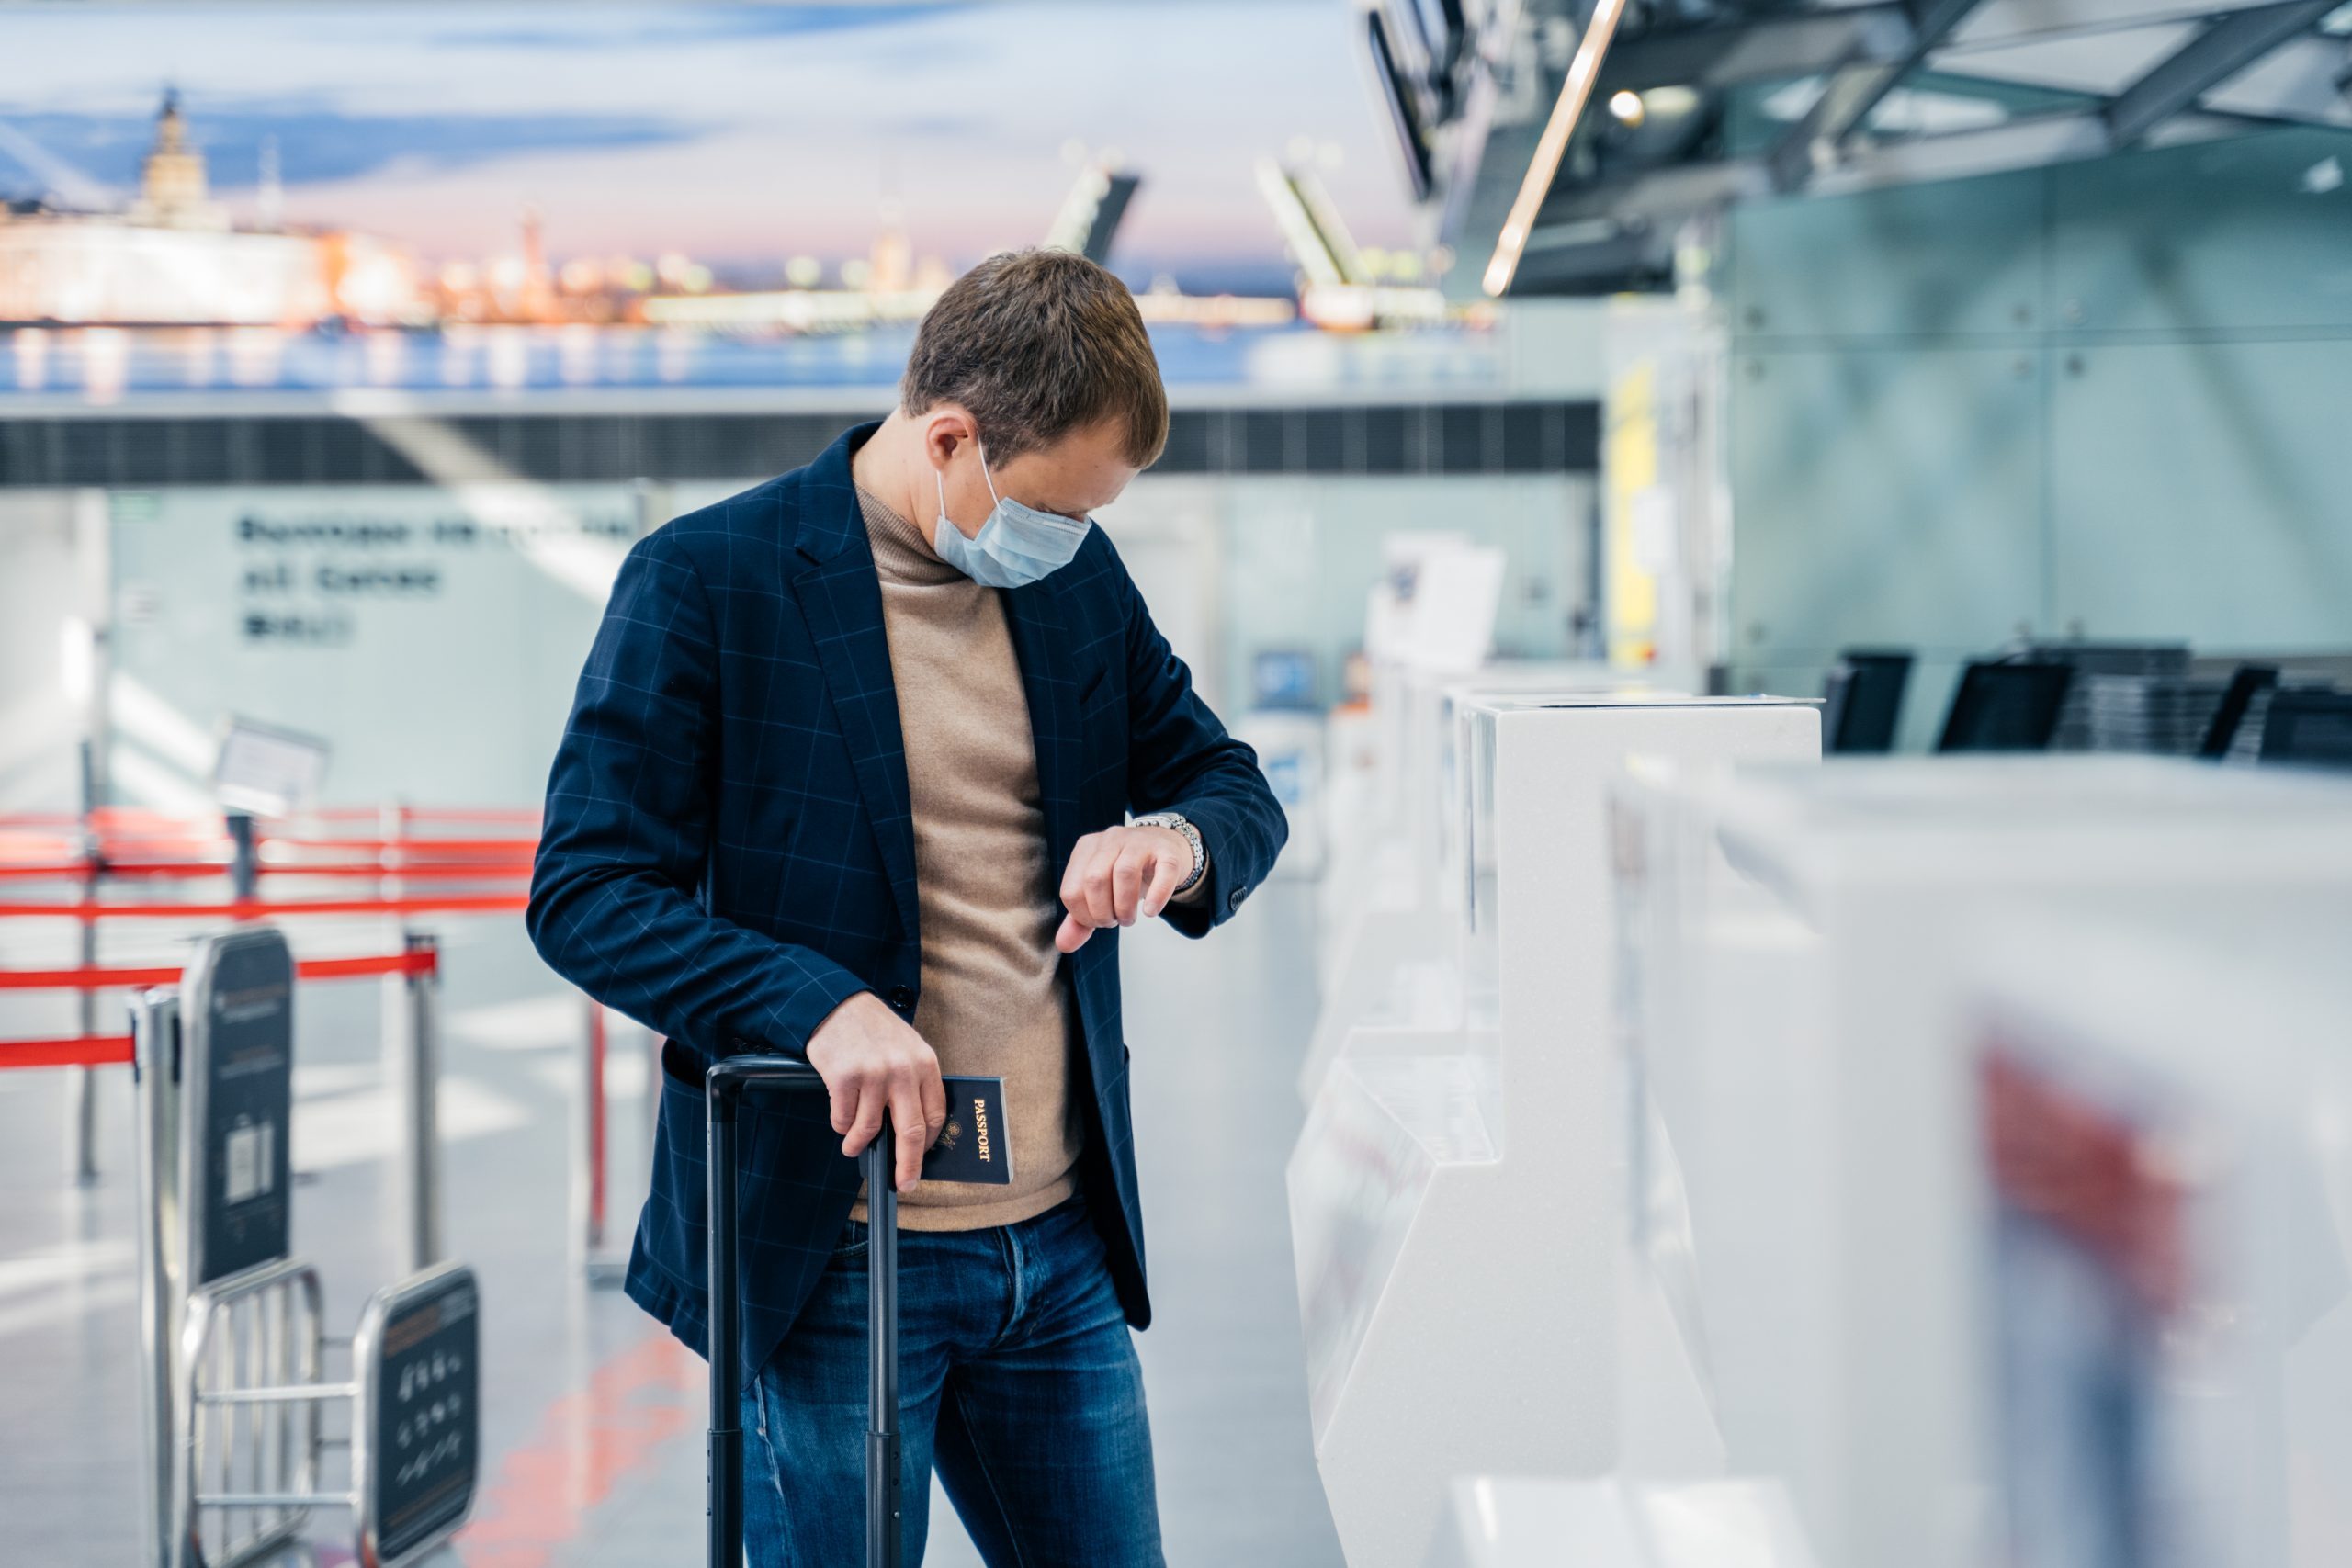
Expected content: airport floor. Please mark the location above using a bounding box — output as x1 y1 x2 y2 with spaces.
0 879 1343 1567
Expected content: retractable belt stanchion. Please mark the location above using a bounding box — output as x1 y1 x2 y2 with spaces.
707 1056 899 1568
393 931 444 1274
69 739 103 1183
576 998 630 1285
113 925 479 1568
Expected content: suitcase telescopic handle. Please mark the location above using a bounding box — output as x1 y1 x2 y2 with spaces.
707 1055 901 1568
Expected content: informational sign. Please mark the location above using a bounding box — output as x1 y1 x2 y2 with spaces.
182 927 295 1286
110 485 643 807
212 715 332 818
357 1263 481 1568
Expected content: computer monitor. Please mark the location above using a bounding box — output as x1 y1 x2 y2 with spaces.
1820 650 1913 754
1936 661 2073 753
2197 663 2278 759
2258 688 2352 770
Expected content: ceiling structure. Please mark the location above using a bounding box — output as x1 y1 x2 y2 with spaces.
1359 0 2352 294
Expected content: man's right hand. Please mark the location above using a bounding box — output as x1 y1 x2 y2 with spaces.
803 992 949 1193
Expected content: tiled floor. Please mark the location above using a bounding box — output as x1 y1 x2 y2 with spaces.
0 880 1341 1566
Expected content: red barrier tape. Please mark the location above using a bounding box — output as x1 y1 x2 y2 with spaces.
0 947 439 992
0 807 540 829
0 860 535 883
0 1035 137 1069
0 892 527 920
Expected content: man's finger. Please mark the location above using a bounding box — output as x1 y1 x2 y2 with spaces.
1059 832 1102 907
891 1074 929 1190
1141 852 1184 919
1077 845 1117 931
1111 845 1148 925
919 1060 949 1145
841 1075 883 1158
1055 911 1095 953
1059 837 1098 915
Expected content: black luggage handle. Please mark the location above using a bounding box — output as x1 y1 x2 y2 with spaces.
707 1055 900 1568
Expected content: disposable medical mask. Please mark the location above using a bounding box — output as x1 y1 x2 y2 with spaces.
932 446 1091 589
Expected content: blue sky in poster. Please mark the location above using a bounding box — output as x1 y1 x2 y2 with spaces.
0 2 1420 292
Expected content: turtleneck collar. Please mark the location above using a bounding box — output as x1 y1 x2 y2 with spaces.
856 484 964 588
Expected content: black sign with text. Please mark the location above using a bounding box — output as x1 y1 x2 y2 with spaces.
367 1267 481 1565
191 929 294 1286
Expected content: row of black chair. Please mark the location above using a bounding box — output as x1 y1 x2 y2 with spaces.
1818 648 2352 767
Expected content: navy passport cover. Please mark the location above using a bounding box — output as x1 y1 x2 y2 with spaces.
922 1076 1011 1185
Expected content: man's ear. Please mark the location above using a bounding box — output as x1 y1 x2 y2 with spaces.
920 405 978 472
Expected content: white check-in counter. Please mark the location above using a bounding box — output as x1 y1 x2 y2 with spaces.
1304 660 1640 1105
1606 758 2352 1568
1291 694 1820 1568
1422 1476 1820 1568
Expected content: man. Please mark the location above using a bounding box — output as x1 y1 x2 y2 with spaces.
527 248 1286 1565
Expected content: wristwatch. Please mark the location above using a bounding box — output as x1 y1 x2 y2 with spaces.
1131 811 1204 896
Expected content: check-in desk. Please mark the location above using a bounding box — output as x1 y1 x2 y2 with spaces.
1604 758 2352 1568
1304 661 1639 1105
1423 1476 1819 1568
1957 912 2352 1568
1290 694 1820 1568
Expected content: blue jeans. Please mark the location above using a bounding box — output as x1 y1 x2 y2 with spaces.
741 1192 1165 1567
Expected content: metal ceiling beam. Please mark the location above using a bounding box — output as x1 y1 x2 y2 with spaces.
1510 107 2253 290
1531 157 1771 231
1807 106 2245 190
1595 6 1913 95
2103 0 2341 144
1766 0 1996 190
1510 225 1679 291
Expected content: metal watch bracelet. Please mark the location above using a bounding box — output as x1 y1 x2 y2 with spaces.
1132 812 1204 895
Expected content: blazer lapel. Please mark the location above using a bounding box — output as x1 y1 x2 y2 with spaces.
1001 572 1082 873
787 426 921 948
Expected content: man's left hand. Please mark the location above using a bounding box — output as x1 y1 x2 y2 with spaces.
1055 825 1193 953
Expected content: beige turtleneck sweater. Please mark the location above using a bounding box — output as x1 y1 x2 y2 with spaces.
847 484 1086 1231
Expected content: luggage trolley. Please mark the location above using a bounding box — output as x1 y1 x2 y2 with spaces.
131 925 481 1568
706 1055 903 1568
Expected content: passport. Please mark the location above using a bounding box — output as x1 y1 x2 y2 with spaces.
922 1076 1012 1186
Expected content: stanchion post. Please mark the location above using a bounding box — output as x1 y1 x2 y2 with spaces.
224 813 258 901
69 739 103 1184
576 997 625 1284
131 985 182 1568
393 933 444 1275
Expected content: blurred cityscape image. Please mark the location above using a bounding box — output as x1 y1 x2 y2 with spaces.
0 4 1494 403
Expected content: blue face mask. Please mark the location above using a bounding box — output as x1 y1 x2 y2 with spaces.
932 446 1092 589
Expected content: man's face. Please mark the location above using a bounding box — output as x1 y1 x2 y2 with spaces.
942 416 1140 539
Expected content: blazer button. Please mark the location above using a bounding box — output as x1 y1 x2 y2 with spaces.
887 986 915 1014
1227 886 1246 912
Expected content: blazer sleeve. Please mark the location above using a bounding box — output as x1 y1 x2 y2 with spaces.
1114 553 1289 939
527 530 867 1062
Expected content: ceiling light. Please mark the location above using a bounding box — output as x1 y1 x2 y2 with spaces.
1608 90 1645 126
1482 0 1632 297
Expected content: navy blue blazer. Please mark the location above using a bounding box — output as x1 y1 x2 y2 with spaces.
527 423 1286 1382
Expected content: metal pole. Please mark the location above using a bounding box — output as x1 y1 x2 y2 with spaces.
379 798 409 1255
865 1134 901 1568
69 739 102 1183
132 987 182 1568
224 814 258 901
70 488 113 1183
707 1070 743 1568
578 998 626 1283
394 933 445 1273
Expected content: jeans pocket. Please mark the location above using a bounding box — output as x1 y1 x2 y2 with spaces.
828 1215 869 1267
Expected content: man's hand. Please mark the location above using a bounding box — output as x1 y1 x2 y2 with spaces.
1055 824 1193 953
803 992 949 1191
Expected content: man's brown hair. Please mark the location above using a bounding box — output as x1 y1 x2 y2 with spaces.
901 248 1169 468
